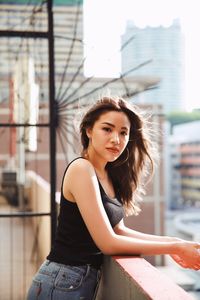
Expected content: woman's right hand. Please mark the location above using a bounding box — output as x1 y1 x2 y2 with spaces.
170 241 200 270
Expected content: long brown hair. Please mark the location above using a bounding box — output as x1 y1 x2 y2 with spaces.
80 96 157 215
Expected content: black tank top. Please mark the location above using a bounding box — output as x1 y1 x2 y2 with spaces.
47 158 124 269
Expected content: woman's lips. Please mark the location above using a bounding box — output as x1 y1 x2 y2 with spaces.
106 147 119 154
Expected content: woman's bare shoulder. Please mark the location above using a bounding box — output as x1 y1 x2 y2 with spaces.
67 158 95 177
63 158 96 201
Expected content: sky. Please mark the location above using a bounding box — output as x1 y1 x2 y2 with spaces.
84 0 200 111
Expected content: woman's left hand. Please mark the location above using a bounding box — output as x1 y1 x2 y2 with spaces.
170 243 200 270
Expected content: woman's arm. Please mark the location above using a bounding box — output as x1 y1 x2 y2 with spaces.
114 220 200 269
114 219 179 243
66 159 200 269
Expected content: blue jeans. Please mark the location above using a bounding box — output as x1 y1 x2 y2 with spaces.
27 260 101 300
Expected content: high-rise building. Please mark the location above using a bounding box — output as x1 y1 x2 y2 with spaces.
121 19 185 113
169 121 200 209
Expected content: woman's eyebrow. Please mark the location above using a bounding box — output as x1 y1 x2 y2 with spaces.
101 122 129 131
101 122 115 127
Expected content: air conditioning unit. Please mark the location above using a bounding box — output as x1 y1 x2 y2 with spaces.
1 171 18 206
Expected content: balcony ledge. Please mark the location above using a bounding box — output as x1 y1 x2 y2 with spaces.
96 256 194 300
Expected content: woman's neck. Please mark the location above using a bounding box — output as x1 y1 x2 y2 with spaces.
94 168 108 181
83 149 107 178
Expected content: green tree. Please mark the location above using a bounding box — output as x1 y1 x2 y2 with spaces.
167 110 200 128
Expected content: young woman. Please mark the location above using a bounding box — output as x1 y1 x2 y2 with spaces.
27 96 200 300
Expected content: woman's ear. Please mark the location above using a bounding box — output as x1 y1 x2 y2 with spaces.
86 127 92 139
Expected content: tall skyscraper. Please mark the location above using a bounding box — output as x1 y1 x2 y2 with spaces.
121 19 185 113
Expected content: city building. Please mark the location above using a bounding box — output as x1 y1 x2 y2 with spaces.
169 121 200 209
121 19 185 113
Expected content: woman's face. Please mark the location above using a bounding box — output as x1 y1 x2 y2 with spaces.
87 111 131 164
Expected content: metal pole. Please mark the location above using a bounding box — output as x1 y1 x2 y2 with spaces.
47 0 57 245
153 106 162 266
0 30 48 38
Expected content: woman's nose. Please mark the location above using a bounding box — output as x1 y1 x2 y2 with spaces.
111 133 120 144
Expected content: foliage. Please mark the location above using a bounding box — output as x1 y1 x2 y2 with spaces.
167 110 200 127
0 0 83 5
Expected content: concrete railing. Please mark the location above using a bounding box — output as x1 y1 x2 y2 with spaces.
96 256 194 300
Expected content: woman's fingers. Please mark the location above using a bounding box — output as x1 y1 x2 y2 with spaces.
170 254 187 268
170 253 200 270
170 241 200 270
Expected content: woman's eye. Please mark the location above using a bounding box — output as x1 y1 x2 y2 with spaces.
103 127 111 132
121 131 128 136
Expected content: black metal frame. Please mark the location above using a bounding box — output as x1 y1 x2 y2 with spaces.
0 0 57 246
